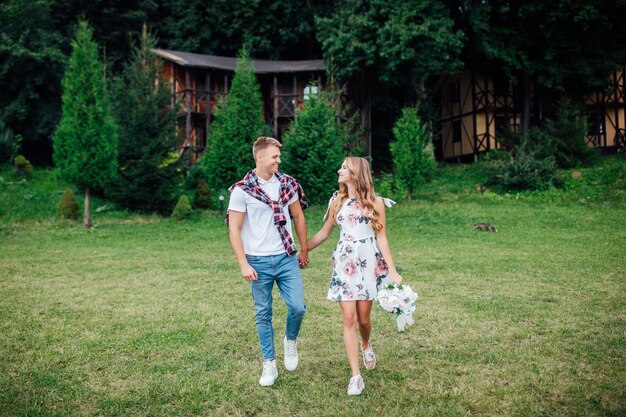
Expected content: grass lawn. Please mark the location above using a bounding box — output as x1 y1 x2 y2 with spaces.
0 158 625 416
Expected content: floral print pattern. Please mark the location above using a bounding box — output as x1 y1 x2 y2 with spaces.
327 198 391 301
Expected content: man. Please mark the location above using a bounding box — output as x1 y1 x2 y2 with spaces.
227 136 309 387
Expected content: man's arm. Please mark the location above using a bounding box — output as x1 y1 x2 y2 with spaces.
289 200 309 267
228 210 258 281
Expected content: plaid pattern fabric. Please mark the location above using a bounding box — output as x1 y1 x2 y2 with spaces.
226 170 308 255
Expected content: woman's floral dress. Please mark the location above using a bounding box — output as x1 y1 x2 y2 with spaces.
327 198 392 301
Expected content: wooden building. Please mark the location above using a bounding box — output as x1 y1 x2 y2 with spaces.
435 69 537 162
585 68 626 149
435 67 625 162
152 49 372 162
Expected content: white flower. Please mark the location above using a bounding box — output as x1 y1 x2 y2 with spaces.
376 284 418 332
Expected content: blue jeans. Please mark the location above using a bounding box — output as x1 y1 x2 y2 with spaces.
246 252 306 361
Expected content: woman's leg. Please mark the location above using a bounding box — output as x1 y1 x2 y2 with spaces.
356 301 373 350
339 301 361 376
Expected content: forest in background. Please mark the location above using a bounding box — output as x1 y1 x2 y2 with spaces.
2 0 626 165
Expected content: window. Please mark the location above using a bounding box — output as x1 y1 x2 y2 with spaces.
452 120 462 143
493 75 508 97
303 85 318 101
587 112 605 135
495 116 508 134
447 80 460 103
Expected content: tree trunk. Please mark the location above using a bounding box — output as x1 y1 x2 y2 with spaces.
521 70 530 135
415 80 425 111
407 188 413 201
83 186 91 228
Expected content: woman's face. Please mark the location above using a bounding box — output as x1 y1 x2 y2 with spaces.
338 161 352 184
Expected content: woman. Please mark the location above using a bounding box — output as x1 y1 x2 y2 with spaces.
308 157 402 396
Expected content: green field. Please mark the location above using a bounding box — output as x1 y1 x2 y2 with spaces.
1 158 625 416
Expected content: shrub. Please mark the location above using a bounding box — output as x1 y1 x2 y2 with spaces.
194 179 212 209
14 154 33 177
483 147 556 192
390 108 436 200
57 188 79 220
497 98 600 169
171 195 192 220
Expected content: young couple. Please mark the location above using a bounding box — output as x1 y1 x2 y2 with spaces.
227 136 402 396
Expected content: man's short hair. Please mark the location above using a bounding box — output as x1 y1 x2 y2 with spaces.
253 136 282 159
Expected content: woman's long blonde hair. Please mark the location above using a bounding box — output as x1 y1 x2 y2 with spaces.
330 157 382 230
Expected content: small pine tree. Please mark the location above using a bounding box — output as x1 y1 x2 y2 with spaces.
13 154 33 177
171 195 192 220
53 20 118 227
281 90 356 205
58 188 80 220
390 108 436 200
199 48 267 191
108 25 183 215
194 179 212 209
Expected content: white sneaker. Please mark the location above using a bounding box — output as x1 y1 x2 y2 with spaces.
284 336 299 371
362 344 376 370
259 359 278 386
347 375 365 395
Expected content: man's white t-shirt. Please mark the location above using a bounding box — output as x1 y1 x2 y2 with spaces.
228 174 298 256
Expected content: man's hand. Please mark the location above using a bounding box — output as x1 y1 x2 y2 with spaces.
241 262 258 281
298 250 309 268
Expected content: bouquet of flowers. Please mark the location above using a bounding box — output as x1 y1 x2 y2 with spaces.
376 284 418 332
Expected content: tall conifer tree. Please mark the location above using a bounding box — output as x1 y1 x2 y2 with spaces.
108 25 183 214
199 49 266 192
53 20 117 228
281 90 359 205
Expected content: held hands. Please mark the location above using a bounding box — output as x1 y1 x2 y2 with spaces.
241 262 258 281
298 250 310 268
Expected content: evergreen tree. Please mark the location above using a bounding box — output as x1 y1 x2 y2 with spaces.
108 25 183 215
193 179 212 209
57 188 79 220
199 49 267 192
390 108 436 200
281 90 353 205
53 20 118 228
171 195 192 220
542 97 599 169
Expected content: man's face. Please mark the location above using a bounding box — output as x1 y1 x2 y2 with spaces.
257 145 281 173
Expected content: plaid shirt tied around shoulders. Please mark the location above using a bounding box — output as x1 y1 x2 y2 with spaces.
226 170 308 256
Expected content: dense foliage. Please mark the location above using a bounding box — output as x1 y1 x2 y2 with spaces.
483 148 557 192
316 0 464 107
108 26 183 215
198 50 267 193
2 0 625 167
390 108 436 200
